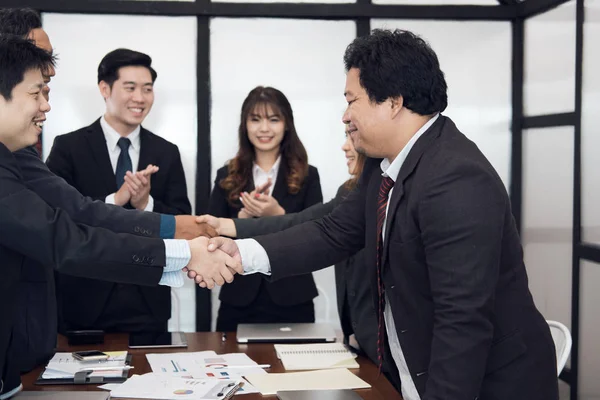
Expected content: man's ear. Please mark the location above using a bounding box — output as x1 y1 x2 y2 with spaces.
390 96 403 119
98 81 110 100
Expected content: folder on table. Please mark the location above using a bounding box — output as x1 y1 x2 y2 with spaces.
35 351 132 385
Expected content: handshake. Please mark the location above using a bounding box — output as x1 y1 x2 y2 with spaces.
183 236 242 289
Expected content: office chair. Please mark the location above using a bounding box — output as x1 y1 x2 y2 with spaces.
547 320 572 376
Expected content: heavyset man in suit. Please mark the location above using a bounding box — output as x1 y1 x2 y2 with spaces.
46 48 191 334
0 35 240 399
0 8 219 376
196 29 559 400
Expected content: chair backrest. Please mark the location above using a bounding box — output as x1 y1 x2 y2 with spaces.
547 320 572 376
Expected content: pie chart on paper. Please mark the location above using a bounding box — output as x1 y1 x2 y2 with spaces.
173 389 194 395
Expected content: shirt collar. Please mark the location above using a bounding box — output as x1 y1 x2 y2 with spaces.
253 154 282 177
381 113 440 182
100 115 141 152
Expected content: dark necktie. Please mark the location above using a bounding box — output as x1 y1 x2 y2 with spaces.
115 137 132 188
376 175 395 372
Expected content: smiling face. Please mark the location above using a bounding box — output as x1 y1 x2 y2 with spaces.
27 28 55 101
0 68 50 152
341 133 359 176
246 103 285 156
342 68 396 158
100 65 154 136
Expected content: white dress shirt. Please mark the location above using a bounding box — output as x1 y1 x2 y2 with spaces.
100 115 154 211
252 155 281 196
236 114 440 400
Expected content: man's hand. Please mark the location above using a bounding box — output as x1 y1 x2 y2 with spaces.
125 164 159 210
186 236 242 288
240 192 285 217
175 215 218 239
114 181 132 206
195 214 237 238
186 237 242 289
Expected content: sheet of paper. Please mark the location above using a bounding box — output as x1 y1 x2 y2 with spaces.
243 368 371 396
146 351 218 373
146 351 260 373
109 373 242 399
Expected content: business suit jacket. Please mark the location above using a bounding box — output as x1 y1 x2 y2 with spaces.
255 116 558 400
45 119 191 329
13 145 164 373
0 143 166 397
234 185 379 364
210 163 322 307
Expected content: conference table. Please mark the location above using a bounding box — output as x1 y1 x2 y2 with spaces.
21 333 403 399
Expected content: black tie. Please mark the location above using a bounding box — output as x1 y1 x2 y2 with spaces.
115 137 132 188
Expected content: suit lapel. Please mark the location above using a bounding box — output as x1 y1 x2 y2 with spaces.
381 116 447 268
270 163 287 199
137 127 152 172
84 118 118 192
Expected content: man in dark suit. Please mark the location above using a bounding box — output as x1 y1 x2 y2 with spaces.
0 8 215 375
197 29 558 400
46 48 192 334
0 35 240 399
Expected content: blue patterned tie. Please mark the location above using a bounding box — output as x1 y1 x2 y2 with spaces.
115 137 132 188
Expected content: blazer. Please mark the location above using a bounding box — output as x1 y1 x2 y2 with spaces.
255 116 558 400
13 145 163 373
0 143 166 397
234 184 379 365
46 119 191 328
209 163 322 307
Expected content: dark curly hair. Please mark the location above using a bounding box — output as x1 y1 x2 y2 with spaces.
220 86 309 206
343 29 448 115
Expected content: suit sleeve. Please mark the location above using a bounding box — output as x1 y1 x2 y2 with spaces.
15 146 161 237
253 159 377 280
419 159 506 400
152 145 191 215
208 167 234 219
302 166 323 209
235 199 336 238
0 147 166 286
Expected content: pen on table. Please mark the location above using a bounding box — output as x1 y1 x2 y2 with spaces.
79 366 134 372
214 364 271 369
221 332 227 342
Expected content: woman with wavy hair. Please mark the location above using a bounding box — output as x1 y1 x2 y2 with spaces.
208 86 323 332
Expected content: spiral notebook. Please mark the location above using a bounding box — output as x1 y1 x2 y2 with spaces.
274 343 359 371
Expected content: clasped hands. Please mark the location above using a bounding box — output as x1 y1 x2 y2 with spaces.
183 236 241 289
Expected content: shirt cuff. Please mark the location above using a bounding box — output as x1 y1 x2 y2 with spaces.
235 238 271 275
163 239 191 272
105 193 116 204
159 215 176 239
144 195 154 212
158 271 184 287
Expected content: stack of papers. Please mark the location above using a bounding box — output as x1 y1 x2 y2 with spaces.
145 351 267 395
244 368 371 395
42 351 128 379
274 343 359 370
109 373 242 399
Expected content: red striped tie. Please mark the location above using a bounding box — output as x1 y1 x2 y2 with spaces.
376 176 395 372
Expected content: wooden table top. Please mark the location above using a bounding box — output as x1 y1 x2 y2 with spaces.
20 332 402 399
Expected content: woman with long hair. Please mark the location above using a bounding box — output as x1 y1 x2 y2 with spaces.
208 86 323 332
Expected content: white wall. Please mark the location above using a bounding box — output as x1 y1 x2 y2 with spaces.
524 1 576 116
41 13 199 332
